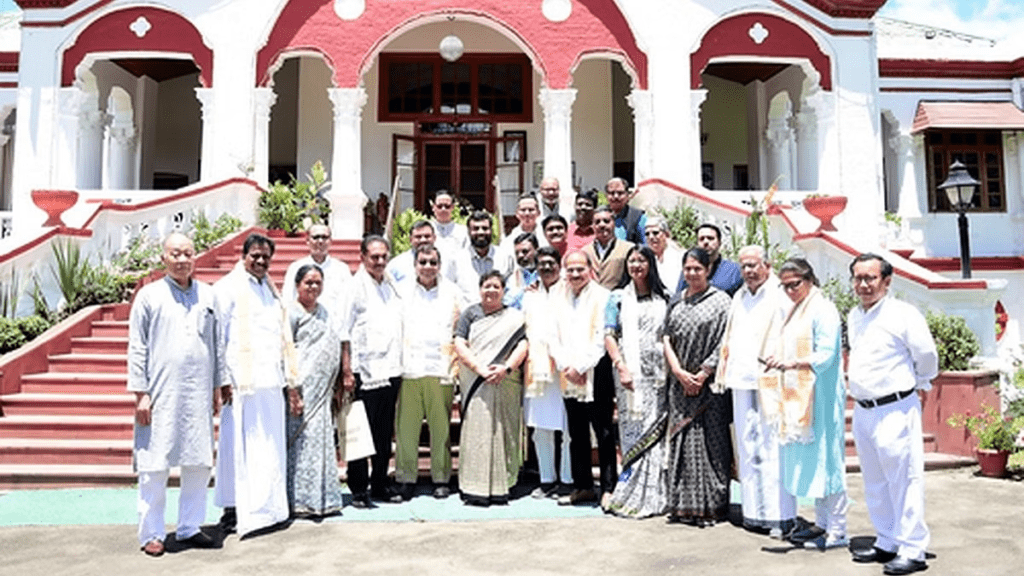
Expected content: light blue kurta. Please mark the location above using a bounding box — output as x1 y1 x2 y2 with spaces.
128 276 221 472
779 293 845 499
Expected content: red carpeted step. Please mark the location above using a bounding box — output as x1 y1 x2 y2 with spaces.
0 393 133 416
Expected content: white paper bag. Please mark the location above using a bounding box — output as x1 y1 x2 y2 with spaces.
338 399 375 462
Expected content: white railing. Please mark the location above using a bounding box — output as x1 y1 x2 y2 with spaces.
0 179 261 317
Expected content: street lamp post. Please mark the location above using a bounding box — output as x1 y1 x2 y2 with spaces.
937 160 980 279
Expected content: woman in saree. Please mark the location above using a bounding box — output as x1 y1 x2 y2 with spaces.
285 263 345 517
763 258 847 550
663 247 733 526
454 270 529 506
604 245 671 518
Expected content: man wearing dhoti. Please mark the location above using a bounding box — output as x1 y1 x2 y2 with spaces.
715 245 796 536
521 246 573 498
129 233 222 556
214 233 296 537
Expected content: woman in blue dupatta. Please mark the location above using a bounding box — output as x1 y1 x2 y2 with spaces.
454 270 528 506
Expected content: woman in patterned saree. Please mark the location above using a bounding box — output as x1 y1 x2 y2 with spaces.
663 247 733 526
454 270 528 506
285 264 345 517
605 245 671 518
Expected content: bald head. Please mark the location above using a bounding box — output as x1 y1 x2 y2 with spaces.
162 233 196 288
539 177 560 209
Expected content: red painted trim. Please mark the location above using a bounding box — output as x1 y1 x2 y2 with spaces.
0 82 17 88
0 52 18 73
880 87 1012 94
691 12 833 91
256 0 648 90
879 58 1024 80
795 0 887 18
19 0 116 29
792 231 989 290
636 178 751 217
79 177 263 230
771 0 873 36
0 227 92 266
911 256 1024 273
61 6 214 87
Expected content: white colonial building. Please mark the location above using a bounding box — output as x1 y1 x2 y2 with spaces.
0 0 1021 364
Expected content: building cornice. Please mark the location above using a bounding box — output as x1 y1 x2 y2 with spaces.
800 0 887 18
880 58 1024 80
15 1 79 8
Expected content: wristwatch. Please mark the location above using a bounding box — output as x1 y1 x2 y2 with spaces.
504 364 512 374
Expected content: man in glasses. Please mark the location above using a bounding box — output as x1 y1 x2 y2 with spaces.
538 177 564 219
431 190 469 253
846 253 938 575
386 219 474 302
394 243 462 501
605 177 647 245
282 223 352 309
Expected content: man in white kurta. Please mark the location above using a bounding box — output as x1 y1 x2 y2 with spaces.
386 219 475 302
552 251 613 505
394 243 462 500
522 246 573 497
215 233 295 537
342 235 404 507
499 195 550 253
129 233 221 556
715 245 796 536
281 223 351 309
431 190 469 253
847 254 938 575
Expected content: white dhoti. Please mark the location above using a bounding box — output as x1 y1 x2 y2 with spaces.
137 465 211 545
525 379 572 485
734 389 796 531
852 394 929 561
214 389 289 536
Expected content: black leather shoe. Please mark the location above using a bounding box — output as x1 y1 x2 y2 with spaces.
852 546 898 564
398 483 416 501
788 525 825 544
218 507 237 535
371 486 404 504
883 557 927 575
182 531 217 549
349 493 376 509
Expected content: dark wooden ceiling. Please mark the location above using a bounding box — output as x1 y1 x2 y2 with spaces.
112 58 200 83
702 62 789 86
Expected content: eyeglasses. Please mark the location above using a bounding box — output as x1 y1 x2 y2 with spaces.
852 275 880 285
416 259 439 266
434 202 453 209
247 253 271 261
646 229 662 237
781 280 804 291
309 234 330 241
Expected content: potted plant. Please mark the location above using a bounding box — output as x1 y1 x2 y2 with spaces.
947 403 1023 477
802 193 847 232
258 161 331 235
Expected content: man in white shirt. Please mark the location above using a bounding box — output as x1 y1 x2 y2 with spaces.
714 245 795 536
504 232 539 309
552 251 614 505
462 209 515 282
431 190 469 252
386 219 474 300
342 235 404 508
645 217 683 292
538 177 564 219
282 223 351 309
846 253 938 575
500 195 549 253
394 243 462 501
214 233 295 537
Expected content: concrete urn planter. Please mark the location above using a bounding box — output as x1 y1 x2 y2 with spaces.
976 448 1009 478
803 195 847 232
920 370 1000 457
31 189 79 227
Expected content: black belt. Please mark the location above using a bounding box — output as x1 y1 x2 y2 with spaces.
856 388 915 409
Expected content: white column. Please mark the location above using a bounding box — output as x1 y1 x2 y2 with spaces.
106 124 137 190
794 92 820 191
897 133 925 219
55 87 84 189
690 88 708 186
539 87 576 213
764 116 794 190
626 89 654 184
327 86 368 239
77 109 106 189
195 88 217 182
252 88 277 186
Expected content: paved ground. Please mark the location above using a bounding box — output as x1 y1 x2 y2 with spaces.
0 467 1021 576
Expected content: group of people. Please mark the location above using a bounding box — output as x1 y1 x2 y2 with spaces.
129 177 938 576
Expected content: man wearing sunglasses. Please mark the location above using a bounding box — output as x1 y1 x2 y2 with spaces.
282 223 352 309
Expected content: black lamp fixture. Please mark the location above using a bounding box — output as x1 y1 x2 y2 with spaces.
937 160 980 279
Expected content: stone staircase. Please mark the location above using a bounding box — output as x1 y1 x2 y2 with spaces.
0 234 364 489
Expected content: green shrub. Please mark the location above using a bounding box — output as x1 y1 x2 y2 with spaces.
926 310 980 372
821 276 858 350
193 212 243 253
0 317 27 354
112 234 163 274
654 203 702 250
16 315 51 340
258 160 331 234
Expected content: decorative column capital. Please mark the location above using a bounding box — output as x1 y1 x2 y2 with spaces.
57 87 87 117
108 125 137 147
626 89 653 121
794 110 817 140
538 88 577 124
80 109 108 132
690 89 708 124
194 87 215 120
254 87 277 120
327 87 368 124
